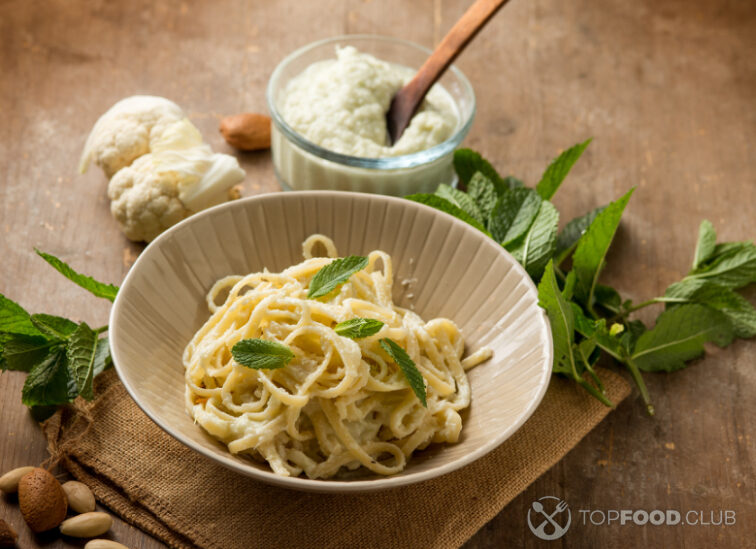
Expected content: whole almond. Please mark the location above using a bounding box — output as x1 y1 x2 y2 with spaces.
60 512 112 538
0 466 35 493
0 518 18 548
18 468 68 532
62 480 96 514
85 540 130 549
219 112 271 151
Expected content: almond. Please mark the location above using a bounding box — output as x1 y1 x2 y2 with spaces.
0 466 35 493
219 112 271 151
0 518 18 548
60 512 112 538
62 481 96 514
85 540 130 549
18 468 67 532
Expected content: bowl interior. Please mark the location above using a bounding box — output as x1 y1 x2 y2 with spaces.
110 192 552 492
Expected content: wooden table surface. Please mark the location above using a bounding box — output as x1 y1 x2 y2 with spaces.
1 0 754 547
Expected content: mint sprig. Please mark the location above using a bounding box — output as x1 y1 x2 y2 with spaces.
307 255 369 298
35 249 119 302
535 139 592 200
66 322 99 400
379 338 427 408
334 318 384 339
231 338 294 370
406 142 756 414
1 252 117 418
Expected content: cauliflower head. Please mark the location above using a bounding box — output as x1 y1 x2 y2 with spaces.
80 95 202 178
107 145 244 242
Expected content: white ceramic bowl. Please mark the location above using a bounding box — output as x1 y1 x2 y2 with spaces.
267 35 476 195
109 191 552 493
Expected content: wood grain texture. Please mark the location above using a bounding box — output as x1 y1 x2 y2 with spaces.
0 0 753 548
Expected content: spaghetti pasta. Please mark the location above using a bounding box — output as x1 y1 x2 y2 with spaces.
183 235 491 479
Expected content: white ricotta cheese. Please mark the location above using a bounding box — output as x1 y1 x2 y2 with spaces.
280 46 458 158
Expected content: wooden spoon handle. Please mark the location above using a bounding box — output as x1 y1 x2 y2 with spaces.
387 0 509 143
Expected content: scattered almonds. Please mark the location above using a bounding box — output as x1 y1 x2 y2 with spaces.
62 481 96 514
0 518 18 548
0 466 35 494
18 468 68 533
85 540 130 549
59 512 112 538
219 112 271 151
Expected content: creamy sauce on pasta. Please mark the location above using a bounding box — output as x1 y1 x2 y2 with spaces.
183 235 491 479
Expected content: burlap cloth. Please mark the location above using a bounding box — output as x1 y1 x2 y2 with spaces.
42 368 630 549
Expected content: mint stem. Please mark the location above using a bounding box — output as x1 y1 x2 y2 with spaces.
624 357 654 416
578 378 615 408
607 298 662 323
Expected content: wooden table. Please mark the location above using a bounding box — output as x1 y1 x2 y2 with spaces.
1 0 753 547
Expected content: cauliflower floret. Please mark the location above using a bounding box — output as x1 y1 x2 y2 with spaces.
79 95 202 178
107 145 244 242
107 157 190 242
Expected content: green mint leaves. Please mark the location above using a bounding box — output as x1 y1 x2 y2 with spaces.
231 339 294 370
0 294 43 336
535 139 591 200
1 251 117 418
66 322 99 400
307 256 369 298
692 220 717 270
379 338 427 407
35 249 119 302
406 193 490 235
630 305 733 372
571 188 634 313
406 142 756 414
334 318 384 339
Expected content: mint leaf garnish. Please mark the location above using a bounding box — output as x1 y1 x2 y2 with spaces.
453 149 509 194
21 348 72 407
0 293 42 336
631 304 734 372
489 187 542 246
31 314 78 340
593 284 622 315
435 184 485 225
538 262 613 406
406 194 490 235
232 339 294 370
467 172 498 220
334 318 384 339
93 337 113 377
572 188 634 312
538 261 577 374
687 242 756 290
535 139 592 200
35 249 119 302
506 200 559 280
379 338 427 407
1 334 59 372
554 205 607 265
692 220 717 270
66 322 98 400
307 255 369 298
663 279 756 338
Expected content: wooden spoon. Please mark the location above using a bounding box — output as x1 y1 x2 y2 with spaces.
386 0 510 145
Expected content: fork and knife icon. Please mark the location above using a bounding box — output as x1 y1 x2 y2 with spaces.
529 498 570 540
